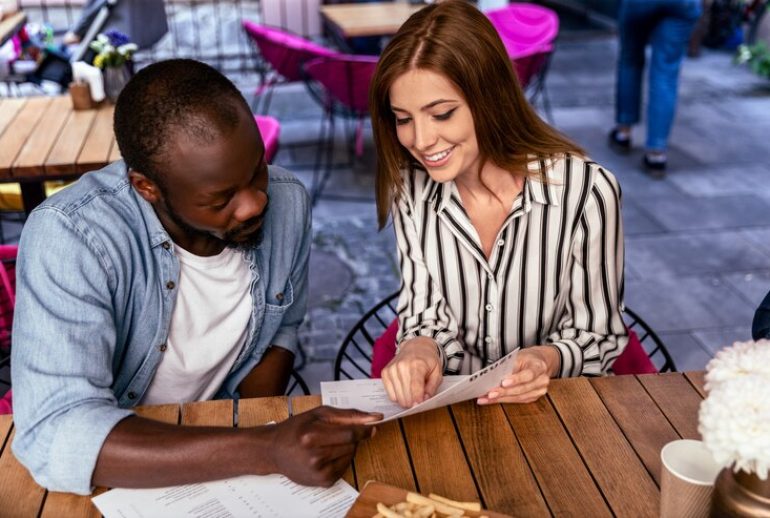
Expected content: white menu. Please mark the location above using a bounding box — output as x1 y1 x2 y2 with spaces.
92 475 358 518
322 349 519 422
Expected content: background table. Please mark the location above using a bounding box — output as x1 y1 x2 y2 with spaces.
320 2 422 39
0 372 707 517
0 96 120 214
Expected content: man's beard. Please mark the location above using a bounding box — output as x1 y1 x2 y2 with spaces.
162 196 267 250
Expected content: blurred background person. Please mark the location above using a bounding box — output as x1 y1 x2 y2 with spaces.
608 0 702 177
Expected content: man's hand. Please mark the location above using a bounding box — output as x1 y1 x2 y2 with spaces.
477 345 560 405
269 406 382 487
381 337 443 408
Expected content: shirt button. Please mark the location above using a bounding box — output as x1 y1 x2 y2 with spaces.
166 281 175 290
497 239 505 247
484 336 492 344
161 241 171 250
485 304 493 312
159 343 167 352
127 391 137 400
276 292 284 301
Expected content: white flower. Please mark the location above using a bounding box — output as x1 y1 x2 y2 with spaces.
118 43 138 54
704 339 770 391
699 374 770 480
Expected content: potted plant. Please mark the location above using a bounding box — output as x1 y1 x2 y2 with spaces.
89 30 138 102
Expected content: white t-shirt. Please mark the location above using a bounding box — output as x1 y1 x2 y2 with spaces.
140 243 252 405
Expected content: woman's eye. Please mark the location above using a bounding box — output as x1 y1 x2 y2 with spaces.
395 116 411 126
434 108 457 121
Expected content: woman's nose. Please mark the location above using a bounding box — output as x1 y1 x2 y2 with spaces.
413 120 437 152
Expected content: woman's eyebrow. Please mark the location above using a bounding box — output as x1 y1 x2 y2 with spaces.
391 99 458 112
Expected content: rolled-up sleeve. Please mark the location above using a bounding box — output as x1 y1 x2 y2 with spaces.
392 190 465 374
11 208 133 495
547 166 628 377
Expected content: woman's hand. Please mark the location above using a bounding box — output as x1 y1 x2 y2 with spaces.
381 337 443 408
477 345 560 405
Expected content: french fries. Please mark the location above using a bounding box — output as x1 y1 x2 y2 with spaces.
372 491 489 518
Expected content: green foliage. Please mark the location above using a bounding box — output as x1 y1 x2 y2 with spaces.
735 42 770 79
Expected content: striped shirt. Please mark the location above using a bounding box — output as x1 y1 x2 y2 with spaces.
392 154 628 377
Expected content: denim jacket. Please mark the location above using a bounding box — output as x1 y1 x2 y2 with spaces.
11 161 311 494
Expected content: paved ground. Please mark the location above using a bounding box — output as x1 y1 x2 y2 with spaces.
263 33 770 393
3 29 769 396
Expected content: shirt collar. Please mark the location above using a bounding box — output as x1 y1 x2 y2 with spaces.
424 157 563 211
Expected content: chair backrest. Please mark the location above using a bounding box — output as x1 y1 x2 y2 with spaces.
333 291 676 380
485 3 559 59
242 21 337 83
254 115 281 164
302 54 379 114
286 368 311 396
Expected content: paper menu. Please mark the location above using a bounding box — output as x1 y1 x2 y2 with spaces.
92 475 358 518
321 349 519 422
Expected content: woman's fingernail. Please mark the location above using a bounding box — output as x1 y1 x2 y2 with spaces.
489 391 499 398
502 379 513 387
477 398 488 404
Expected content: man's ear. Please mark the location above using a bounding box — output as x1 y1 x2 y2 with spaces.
129 170 162 204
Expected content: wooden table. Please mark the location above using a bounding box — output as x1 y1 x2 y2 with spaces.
320 2 422 39
0 96 120 214
0 372 708 517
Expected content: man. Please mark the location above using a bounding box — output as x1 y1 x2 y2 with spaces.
11 59 379 495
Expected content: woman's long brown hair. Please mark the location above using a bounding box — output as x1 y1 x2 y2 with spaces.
369 0 584 228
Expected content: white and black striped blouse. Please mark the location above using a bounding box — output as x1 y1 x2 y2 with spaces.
392 154 628 377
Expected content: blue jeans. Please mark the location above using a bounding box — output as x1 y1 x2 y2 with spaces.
615 0 701 151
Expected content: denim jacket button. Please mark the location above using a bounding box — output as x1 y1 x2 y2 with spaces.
161 241 171 250
127 391 137 400
159 343 167 352
166 281 175 290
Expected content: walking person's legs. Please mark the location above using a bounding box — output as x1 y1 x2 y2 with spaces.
645 1 701 171
611 0 657 152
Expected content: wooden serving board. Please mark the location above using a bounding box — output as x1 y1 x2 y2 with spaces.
346 481 511 518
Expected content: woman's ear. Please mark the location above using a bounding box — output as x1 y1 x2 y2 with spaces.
128 170 162 204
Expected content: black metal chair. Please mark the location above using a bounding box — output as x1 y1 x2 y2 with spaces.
286 369 311 396
333 291 676 380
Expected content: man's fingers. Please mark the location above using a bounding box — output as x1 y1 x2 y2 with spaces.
318 406 383 425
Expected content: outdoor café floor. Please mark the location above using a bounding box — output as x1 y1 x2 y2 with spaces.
3 32 770 395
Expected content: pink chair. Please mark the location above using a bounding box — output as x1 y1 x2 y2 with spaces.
242 21 338 113
485 3 559 122
301 53 379 204
254 115 280 164
0 245 17 415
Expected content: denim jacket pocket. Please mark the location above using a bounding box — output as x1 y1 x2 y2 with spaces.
264 279 294 313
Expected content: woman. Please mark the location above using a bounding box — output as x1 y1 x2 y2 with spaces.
369 0 628 409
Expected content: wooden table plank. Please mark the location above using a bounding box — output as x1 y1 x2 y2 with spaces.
13 96 71 177
289 395 356 488
451 401 549 517
549 377 659 517
0 413 11 450
45 108 98 175
40 490 103 518
591 375 680 485
291 394 321 414
0 427 46 517
401 408 479 502
108 136 122 163
638 373 703 439
238 396 289 426
181 399 234 427
0 98 26 140
353 418 415 493
135 403 180 424
685 371 707 398
503 396 612 517
76 104 115 173
0 96 51 177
